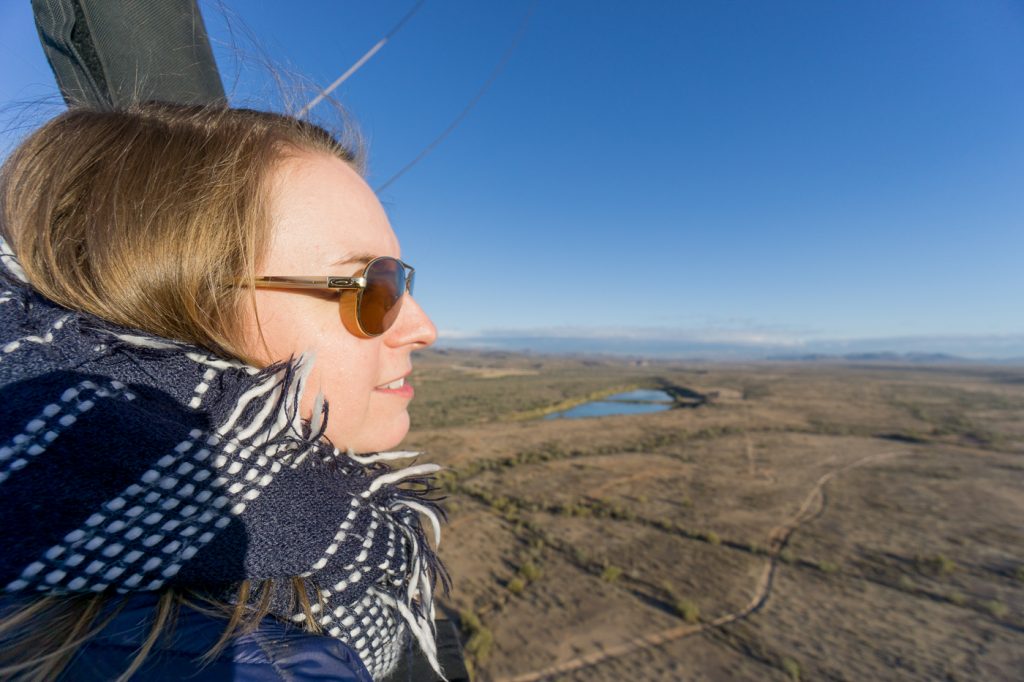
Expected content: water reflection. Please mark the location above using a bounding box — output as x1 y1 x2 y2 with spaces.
544 389 675 420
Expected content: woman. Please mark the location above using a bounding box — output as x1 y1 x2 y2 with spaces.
0 103 453 681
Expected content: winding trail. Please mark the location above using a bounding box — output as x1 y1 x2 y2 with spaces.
496 449 908 682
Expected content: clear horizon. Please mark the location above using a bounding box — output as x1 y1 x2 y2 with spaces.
432 327 1024 361
1 1 1021 352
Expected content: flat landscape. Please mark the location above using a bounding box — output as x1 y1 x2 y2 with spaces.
399 349 1024 681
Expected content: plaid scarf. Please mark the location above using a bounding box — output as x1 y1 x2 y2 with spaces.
0 237 452 681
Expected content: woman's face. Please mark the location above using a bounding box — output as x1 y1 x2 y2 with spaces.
239 149 437 454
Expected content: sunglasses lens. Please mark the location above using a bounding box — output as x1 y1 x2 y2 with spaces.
357 258 406 335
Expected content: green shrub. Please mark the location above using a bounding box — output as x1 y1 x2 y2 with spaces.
674 598 700 624
435 469 460 493
705 531 721 546
782 657 801 681
1015 565 1024 582
519 561 542 582
459 608 481 635
948 591 966 606
817 561 839 574
917 554 956 576
608 504 634 520
459 608 493 665
467 627 493 665
507 577 526 595
601 565 622 582
779 549 795 564
985 600 1009 619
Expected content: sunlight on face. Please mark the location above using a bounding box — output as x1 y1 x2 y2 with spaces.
240 150 437 453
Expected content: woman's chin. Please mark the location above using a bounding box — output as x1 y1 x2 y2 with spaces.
328 416 410 455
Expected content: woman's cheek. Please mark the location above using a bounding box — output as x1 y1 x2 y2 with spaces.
325 371 373 445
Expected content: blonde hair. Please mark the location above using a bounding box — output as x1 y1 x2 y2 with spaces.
0 102 366 681
0 101 364 363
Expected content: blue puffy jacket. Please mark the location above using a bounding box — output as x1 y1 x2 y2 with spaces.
50 592 468 681
57 592 374 681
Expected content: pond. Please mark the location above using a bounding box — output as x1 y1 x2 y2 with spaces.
604 389 675 403
544 389 675 420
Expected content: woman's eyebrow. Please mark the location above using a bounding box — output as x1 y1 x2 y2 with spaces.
330 251 376 267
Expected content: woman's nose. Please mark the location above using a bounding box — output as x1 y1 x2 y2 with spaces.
387 294 437 348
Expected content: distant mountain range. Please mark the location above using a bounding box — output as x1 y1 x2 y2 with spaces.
436 333 1024 364
764 352 1024 365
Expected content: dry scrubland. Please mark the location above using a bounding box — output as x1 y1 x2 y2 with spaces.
398 349 1024 681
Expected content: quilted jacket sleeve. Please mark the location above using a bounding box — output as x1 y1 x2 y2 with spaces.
56 592 374 682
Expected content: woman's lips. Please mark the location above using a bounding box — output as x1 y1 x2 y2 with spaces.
375 381 414 399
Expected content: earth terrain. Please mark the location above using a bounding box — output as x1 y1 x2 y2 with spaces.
397 349 1024 681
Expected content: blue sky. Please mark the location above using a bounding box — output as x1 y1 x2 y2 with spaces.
1 1 1022 356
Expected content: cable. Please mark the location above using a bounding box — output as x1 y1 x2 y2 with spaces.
374 0 539 193
298 0 426 119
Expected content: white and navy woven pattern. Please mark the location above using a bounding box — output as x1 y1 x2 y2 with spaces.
0 236 452 681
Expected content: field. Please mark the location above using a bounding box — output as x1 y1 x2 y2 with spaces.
398 349 1024 681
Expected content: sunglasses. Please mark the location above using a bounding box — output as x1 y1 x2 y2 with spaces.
251 256 415 338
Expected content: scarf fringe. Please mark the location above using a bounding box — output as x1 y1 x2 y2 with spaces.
347 448 454 681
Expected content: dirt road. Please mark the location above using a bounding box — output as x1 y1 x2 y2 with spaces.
498 450 907 682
